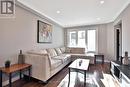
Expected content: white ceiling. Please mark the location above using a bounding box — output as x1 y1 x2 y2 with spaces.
17 0 130 27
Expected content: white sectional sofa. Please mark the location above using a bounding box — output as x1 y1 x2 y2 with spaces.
25 47 94 82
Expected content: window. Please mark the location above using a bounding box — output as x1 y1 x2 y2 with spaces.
67 29 96 53
77 31 86 47
69 31 77 46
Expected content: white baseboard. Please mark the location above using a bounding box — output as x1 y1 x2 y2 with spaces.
2 76 19 86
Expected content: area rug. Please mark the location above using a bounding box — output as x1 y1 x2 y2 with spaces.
57 72 99 87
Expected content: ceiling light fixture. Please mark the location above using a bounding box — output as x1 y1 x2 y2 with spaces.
100 0 105 4
56 11 60 14
97 18 101 20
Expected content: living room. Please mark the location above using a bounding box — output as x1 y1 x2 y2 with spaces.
0 0 130 87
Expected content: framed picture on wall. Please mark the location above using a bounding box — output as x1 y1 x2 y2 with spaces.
37 20 52 43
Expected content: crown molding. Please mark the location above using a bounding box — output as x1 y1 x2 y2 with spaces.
63 20 113 28
113 0 130 21
15 0 63 28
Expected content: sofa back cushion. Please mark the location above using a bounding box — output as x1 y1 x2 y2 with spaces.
55 48 62 55
47 48 57 57
70 48 85 54
27 49 48 55
60 47 66 53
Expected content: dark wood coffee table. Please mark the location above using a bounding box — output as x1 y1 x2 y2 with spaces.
0 64 31 87
68 59 90 86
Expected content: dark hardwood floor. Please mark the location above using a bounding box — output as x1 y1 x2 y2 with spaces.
4 63 110 87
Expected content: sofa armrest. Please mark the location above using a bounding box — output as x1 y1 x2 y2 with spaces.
25 53 51 81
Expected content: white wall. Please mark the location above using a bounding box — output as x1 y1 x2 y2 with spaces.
0 5 64 67
114 3 130 56
106 23 115 61
96 24 115 61
97 24 107 56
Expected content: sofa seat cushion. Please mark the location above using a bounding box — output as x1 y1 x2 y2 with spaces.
60 54 71 60
71 54 87 57
51 59 62 70
52 54 71 63
47 48 57 57
71 53 94 57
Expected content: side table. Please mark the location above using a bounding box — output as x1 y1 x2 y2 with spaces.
0 64 31 87
94 54 104 64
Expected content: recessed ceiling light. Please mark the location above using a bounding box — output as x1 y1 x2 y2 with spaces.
56 11 60 14
97 18 101 20
100 0 105 4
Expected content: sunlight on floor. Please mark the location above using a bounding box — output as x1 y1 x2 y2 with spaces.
57 72 99 87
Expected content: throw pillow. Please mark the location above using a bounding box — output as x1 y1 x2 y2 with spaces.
46 48 57 57
65 47 71 53
55 48 62 55
60 47 66 53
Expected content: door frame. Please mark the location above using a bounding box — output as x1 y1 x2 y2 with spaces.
114 21 122 61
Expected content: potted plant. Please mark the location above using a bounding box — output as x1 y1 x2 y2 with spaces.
5 60 11 68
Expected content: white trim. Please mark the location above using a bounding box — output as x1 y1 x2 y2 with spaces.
2 76 19 86
113 1 130 22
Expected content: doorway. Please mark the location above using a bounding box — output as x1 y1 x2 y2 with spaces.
115 23 122 61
